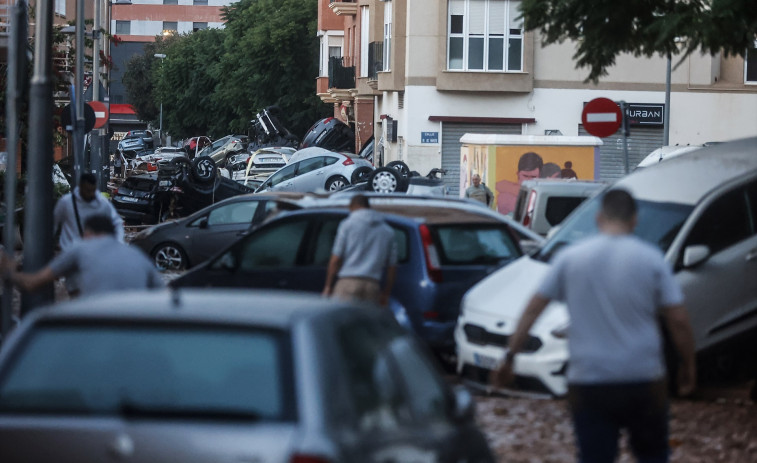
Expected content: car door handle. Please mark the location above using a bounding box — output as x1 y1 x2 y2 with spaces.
747 249 757 261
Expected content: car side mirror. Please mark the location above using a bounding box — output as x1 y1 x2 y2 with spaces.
450 385 475 423
682 244 710 268
199 218 209 229
519 239 542 256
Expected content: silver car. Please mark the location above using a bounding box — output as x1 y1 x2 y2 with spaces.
0 289 495 462
256 147 373 193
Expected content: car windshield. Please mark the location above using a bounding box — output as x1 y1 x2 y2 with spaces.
432 224 521 265
536 196 694 262
123 178 155 192
0 323 294 421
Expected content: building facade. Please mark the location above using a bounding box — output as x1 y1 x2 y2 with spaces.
321 0 757 196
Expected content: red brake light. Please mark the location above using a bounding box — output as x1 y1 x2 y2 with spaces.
419 224 443 283
113 188 118 195
291 455 332 463
423 310 440 320
342 157 354 166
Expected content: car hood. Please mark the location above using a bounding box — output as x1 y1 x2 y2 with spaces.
462 255 568 331
0 417 299 462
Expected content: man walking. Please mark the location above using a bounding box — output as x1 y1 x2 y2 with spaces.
322 195 397 306
3 214 163 297
465 173 494 206
492 189 696 463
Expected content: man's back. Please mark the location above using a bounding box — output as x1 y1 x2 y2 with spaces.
49 237 163 296
334 209 395 280
541 234 682 384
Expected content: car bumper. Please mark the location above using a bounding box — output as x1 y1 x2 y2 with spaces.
419 319 457 353
454 310 568 397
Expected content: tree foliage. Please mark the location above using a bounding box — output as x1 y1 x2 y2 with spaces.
122 0 327 140
521 0 757 82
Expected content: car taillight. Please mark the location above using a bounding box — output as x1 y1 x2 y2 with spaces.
147 163 158 172
290 455 332 463
113 188 118 195
423 310 440 320
342 157 354 166
419 224 443 283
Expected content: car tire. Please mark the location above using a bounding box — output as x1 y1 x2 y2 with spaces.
386 160 411 178
152 242 188 271
191 156 217 183
368 167 409 193
326 175 350 191
351 166 373 184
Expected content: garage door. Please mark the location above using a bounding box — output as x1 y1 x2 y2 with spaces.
442 123 522 196
579 125 663 181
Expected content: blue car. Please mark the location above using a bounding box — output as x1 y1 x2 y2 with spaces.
172 199 526 357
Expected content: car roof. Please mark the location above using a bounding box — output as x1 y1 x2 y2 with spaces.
616 137 757 205
284 203 506 225
519 179 607 194
27 289 358 330
289 147 338 162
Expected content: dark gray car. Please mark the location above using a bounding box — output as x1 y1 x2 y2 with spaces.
0 289 495 463
131 193 297 270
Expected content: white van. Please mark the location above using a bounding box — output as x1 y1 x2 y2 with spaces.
455 137 757 397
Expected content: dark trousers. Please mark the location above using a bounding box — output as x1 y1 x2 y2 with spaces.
568 380 669 463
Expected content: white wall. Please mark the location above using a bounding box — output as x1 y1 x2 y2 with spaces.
113 20 225 36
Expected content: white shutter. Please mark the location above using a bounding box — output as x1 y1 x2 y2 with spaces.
509 0 523 30
469 0 486 35
449 0 465 15
489 0 506 35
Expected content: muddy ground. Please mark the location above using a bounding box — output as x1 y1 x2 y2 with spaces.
474 381 756 462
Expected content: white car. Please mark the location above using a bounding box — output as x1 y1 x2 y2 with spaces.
456 137 757 397
255 147 372 193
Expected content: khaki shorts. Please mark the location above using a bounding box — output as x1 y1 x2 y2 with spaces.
333 277 381 305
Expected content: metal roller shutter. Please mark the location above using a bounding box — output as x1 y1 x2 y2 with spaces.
442 123 521 196
578 125 663 181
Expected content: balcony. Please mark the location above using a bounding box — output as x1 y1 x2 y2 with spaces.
329 56 355 90
329 1 357 16
367 41 383 90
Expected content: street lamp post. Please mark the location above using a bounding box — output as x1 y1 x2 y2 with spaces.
154 53 166 145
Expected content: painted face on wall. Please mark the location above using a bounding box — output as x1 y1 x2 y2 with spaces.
517 167 540 184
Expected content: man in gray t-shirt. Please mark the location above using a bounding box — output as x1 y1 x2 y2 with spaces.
491 189 696 463
322 195 397 306
4 215 163 298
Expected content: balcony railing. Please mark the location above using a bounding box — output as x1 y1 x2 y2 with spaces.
328 56 355 89
368 41 383 80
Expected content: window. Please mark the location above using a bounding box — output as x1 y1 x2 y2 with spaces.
448 0 524 72
295 157 326 176
193 22 208 32
433 225 519 264
163 0 178 4
684 188 752 256
383 0 392 71
162 21 178 33
745 41 757 84
237 219 309 270
54 0 65 15
115 21 131 35
206 202 259 226
268 164 296 188
329 46 342 58
360 6 370 77
193 0 208 4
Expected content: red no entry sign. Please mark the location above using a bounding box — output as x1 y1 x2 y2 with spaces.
581 98 622 138
88 101 109 129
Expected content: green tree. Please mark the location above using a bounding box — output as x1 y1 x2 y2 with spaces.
521 0 757 82
218 0 328 137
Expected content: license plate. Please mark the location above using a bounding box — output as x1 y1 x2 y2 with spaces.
118 196 140 203
473 352 499 370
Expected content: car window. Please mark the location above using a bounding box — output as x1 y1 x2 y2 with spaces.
311 219 409 267
387 337 449 423
269 164 297 187
238 219 309 270
545 196 588 226
683 187 752 255
337 318 412 430
0 324 295 421
324 156 339 166
433 225 520 265
296 157 326 176
207 201 260 226
122 178 155 192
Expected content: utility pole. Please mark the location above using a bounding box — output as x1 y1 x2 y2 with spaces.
23 0 56 312
154 53 166 145
91 0 104 189
73 0 86 183
3 0 28 338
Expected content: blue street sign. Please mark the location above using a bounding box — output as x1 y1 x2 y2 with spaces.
421 131 439 143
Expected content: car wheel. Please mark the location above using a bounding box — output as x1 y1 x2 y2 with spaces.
326 175 349 191
351 166 373 184
369 167 409 193
386 160 411 178
191 156 217 183
152 242 188 271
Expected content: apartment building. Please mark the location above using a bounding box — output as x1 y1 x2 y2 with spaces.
320 0 757 196
110 0 232 104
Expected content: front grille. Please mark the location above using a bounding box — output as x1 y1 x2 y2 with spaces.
463 323 542 352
